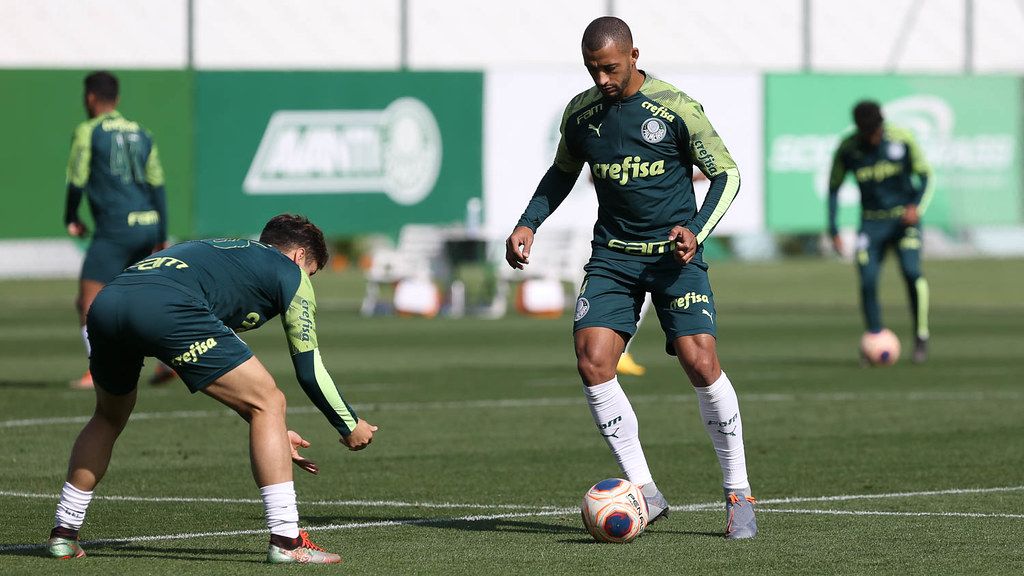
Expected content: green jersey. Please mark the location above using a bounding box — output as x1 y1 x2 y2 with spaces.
109 239 358 435
827 125 932 235
65 110 167 242
518 73 740 265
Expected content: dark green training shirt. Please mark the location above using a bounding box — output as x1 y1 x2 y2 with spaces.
110 239 359 436
65 110 167 242
827 124 932 235
517 73 740 266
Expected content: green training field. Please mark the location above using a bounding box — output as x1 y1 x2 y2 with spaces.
1 258 1022 575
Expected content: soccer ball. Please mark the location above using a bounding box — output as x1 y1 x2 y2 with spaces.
580 478 648 543
860 329 901 366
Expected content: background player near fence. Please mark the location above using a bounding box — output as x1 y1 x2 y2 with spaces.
828 100 932 363
64 71 175 389
46 214 377 564
505 16 757 539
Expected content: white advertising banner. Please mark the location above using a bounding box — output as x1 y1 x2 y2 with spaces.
484 70 765 241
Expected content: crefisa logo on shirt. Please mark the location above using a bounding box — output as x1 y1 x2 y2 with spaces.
641 118 667 143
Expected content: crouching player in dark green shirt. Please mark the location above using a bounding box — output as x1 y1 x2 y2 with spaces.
505 17 756 539
828 101 932 363
46 214 377 564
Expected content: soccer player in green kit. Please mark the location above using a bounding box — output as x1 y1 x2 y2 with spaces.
505 17 757 539
65 71 173 389
46 215 377 564
828 101 932 363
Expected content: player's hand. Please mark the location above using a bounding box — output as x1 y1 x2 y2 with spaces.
831 234 844 255
505 226 534 270
287 430 319 475
901 204 920 226
668 225 698 264
66 221 88 238
340 418 377 451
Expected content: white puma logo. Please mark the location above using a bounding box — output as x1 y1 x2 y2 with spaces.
702 309 714 323
588 123 602 137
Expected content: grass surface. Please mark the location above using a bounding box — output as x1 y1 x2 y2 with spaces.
1 258 1022 575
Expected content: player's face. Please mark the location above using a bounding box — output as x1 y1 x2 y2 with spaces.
84 92 97 118
858 126 883 148
583 41 639 100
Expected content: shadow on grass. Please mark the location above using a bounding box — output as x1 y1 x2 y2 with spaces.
0 542 263 564
0 380 61 389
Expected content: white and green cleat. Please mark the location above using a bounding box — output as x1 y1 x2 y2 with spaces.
47 536 86 559
267 531 342 565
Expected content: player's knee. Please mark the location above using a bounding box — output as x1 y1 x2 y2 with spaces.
682 353 717 382
575 349 615 384
250 386 287 419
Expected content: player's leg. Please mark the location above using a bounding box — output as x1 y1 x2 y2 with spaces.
49 289 143 558
897 225 929 363
617 293 651 376
70 278 104 389
856 226 888 335
200 357 340 564
653 262 755 538
574 263 669 522
673 334 756 539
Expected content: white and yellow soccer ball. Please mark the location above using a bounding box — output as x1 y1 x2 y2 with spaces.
581 478 648 543
860 329 901 366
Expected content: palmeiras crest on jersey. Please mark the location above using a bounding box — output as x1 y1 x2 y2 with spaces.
886 141 906 161
575 297 590 321
641 118 667 144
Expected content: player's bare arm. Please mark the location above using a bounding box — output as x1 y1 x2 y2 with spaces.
505 225 534 269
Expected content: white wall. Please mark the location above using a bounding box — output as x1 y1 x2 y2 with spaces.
2 0 1022 72
194 0 400 69
0 0 187 68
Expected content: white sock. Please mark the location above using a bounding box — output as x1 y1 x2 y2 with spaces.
54 482 93 531
260 481 299 538
81 325 91 357
583 377 653 486
694 372 749 490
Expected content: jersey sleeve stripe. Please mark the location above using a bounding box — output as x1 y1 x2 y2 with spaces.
695 168 740 245
311 349 358 431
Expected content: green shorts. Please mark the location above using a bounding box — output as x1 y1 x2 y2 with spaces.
81 231 160 284
86 281 253 395
573 255 717 355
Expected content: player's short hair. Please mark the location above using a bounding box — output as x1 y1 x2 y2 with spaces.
853 100 884 135
84 71 119 102
582 16 633 53
259 214 329 271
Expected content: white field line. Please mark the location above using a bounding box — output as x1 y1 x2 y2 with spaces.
684 485 1024 511
3 389 1022 429
759 508 1024 520
0 490 566 511
1 485 1021 552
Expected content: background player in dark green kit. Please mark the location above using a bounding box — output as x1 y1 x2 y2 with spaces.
64 71 172 389
828 100 932 363
46 215 377 564
505 16 757 539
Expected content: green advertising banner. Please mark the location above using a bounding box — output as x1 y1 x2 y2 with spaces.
195 71 483 237
0 70 193 239
766 74 1021 233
